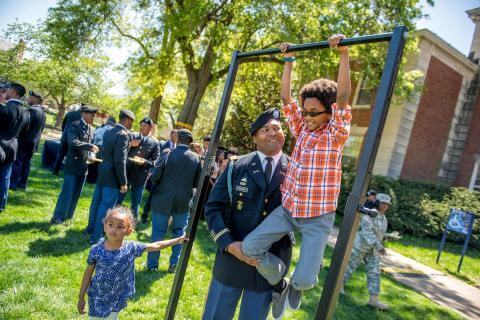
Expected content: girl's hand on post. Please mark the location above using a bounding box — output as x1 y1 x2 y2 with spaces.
328 34 348 53
280 42 295 58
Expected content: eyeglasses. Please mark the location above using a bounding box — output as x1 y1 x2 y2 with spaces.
300 110 330 117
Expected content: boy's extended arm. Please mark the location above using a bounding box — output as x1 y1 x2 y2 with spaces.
280 58 294 105
77 263 95 314
145 235 188 252
336 47 351 109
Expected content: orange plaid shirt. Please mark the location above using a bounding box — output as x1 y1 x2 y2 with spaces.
282 101 352 218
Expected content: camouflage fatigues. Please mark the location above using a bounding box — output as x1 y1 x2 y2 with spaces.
343 212 388 295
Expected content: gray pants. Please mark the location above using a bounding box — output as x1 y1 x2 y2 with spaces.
242 206 335 291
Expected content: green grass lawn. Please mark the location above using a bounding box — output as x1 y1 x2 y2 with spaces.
0 151 465 319
385 235 480 287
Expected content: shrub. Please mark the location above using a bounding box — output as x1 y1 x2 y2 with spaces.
338 167 480 246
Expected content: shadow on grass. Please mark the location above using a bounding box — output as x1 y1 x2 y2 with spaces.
27 229 89 257
0 221 58 236
133 269 168 299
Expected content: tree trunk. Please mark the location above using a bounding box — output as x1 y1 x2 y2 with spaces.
149 95 163 124
54 103 66 128
176 71 212 129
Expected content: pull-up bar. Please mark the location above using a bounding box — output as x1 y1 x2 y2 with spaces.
165 25 407 320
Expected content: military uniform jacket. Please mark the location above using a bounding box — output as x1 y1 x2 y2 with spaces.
150 145 202 214
18 105 46 152
205 152 292 292
0 100 30 162
354 213 388 254
60 110 82 143
126 133 160 187
64 119 95 176
96 124 130 188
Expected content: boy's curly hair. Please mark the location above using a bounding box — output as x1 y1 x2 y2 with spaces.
299 79 337 112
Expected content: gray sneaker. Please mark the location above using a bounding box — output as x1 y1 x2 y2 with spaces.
272 279 289 319
287 285 303 310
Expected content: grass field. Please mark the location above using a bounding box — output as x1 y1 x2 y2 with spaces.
0 150 465 319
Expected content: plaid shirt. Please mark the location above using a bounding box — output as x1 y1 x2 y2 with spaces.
282 101 352 218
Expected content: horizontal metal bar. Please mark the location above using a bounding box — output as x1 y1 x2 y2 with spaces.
237 31 395 58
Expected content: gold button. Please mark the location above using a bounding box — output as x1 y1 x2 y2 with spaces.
264 199 268 203
240 193 243 196
262 211 267 216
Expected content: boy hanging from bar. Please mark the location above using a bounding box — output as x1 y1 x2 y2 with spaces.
242 34 351 317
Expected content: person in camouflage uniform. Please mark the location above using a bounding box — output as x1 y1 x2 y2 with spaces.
342 193 392 310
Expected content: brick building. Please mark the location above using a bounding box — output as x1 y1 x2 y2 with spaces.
345 7 480 192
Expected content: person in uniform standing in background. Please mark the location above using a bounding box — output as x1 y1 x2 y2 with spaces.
203 109 292 320
117 117 160 220
10 91 46 190
160 129 178 152
50 105 99 224
86 110 134 244
0 83 30 212
341 193 393 310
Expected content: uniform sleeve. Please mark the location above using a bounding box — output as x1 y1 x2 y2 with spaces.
87 247 98 265
327 103 352 147
145 140 161 168
114 132 129 186
130 241 147 258
359 215 383 251
282 101 305 138
193 157 202 188
204 167 235 252
151 151 169 185
68 122 94 151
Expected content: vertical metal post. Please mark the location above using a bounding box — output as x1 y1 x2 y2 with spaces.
164 50 241 320
457 214 474 272
436 229 448 263
315 25 407 320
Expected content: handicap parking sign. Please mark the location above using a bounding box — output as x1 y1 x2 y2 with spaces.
446 209 474 235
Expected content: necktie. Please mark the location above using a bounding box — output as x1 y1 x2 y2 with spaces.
264 157 273 184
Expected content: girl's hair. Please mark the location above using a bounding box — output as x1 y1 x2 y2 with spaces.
103 206 136 230
299 79 337 112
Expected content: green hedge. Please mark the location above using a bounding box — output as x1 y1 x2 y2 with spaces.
337 168 480 246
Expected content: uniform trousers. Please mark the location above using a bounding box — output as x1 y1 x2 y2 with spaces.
0 161 13 210
202 278 272 320
51 173 86 221
243 205 335 290
87 185 120 243
116 185 145 218
10 147 34 189
343 246 381 295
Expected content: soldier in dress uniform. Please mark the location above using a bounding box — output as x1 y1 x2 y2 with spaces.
341 193 393 310
10 91 46 190
203 108 293 320
86 110 135 244
50 105 99 224
0 83 30 212
117 117 160 219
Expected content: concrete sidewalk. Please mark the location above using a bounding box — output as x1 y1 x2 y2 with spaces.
328 227 480 319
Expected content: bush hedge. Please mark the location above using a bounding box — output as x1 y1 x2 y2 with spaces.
337 167 480 247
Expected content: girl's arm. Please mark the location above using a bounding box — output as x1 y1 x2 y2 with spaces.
77 263 95 314
330 34 351 109
145 235 189 252
280 43 295 105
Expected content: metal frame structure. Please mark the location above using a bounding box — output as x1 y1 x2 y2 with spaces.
165 25 407 320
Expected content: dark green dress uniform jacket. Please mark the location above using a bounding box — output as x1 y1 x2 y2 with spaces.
96 124 130 189
205 152 292 292
0 100 30 162
126 133 160 187
63 119 94 176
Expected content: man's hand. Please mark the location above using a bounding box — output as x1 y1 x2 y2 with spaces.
130 140 141 147
379 248 387 256
280 42 295 58
227 241 260 267
329 34 348 53
120 185 128 193
77 297 86 314
91 145 99 153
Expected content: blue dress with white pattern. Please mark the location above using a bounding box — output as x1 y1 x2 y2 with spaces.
87 240 146 317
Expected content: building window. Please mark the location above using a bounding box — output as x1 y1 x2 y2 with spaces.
469 156 480 192
353 77 373 108
344 125 368 160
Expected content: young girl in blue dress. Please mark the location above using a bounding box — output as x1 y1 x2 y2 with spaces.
77 206 188 319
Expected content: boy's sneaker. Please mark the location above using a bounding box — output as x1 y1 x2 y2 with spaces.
272 279 290 319
287 285 303 310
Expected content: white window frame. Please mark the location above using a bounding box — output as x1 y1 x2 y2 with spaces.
468 154 480 191
352 76 373 109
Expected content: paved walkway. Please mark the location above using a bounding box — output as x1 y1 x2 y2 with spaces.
328 227 480 319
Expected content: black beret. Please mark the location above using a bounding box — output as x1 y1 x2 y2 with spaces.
178 128 193 140
9 82 26 97
80 105 98 113
250 108 281 135
119 109 135 121
203 134 211 141
29 90 43 99
140 117 153 126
